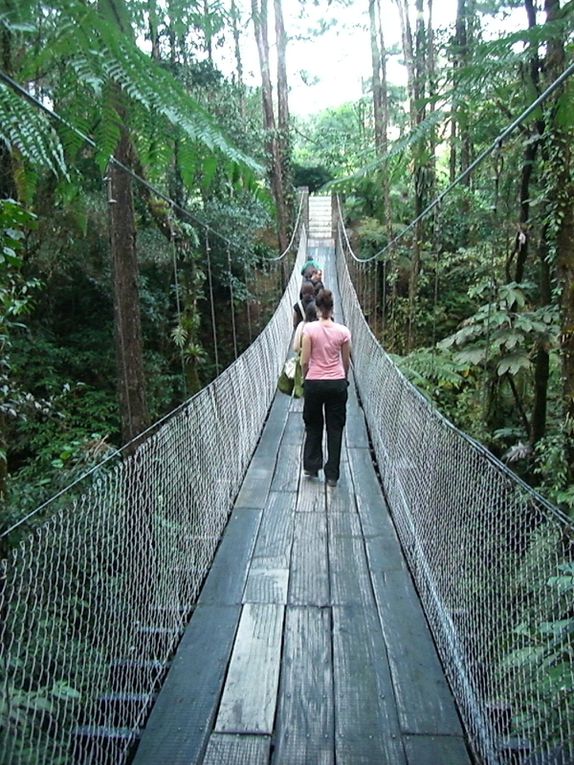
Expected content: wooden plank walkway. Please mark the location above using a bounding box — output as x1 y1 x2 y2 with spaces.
132 239 471 765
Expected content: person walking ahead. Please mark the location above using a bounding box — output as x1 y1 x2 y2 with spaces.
300 289 351 488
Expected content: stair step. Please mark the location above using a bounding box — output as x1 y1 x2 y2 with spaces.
97 692 157 727
75 725 137 741
73 726 139 765
109 658 169 689
137 625 180 651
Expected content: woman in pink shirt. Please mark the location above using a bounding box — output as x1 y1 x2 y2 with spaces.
300 289 352 488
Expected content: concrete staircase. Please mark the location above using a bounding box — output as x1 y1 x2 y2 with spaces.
308 195 332 239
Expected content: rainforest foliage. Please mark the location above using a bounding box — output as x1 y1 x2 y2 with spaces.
0 0 573 534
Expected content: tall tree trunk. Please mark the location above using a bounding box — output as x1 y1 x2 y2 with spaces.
408 0 428 349
147 0 161 59
369 0 384 154
450 0 475 184
376 0 392 334
512 0 543 286
532 225 551 445
101 0 149 443
544 0 574 477
252 0 288 253
394 0 416 129
274 0 292 223
230 0 246 119
203 0 213 61
0 24 15 512
0 26 16 200
376 0 392 236
426 0 437 206
108 128 149 444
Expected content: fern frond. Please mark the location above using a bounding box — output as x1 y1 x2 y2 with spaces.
35 0 260 174
0 83 68 177
393 347 470 390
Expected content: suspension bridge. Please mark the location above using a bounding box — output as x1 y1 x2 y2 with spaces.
1 195 573 765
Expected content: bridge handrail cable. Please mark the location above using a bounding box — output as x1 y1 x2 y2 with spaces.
341 60 574 263
0 218 306 764
336 213 574 765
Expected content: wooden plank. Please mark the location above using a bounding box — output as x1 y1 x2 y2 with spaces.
289 513 329 606
348 447 405 550
271 442 301 493
234 456 275 509
243 565 289 605
364 533 405 575
371 568 465 736
290 395 304 413
296 474 325 513
350 443 406 572
332 603 406 765
215 603 285 734
201 733 270 765
325 460 355 513
328 513 375 608
283 411 305 445
250 491 295 568
251 393 290 458
403 734 471 765
132 604 240 765
198 509 262 606
345 377 370 449
273 607 334 765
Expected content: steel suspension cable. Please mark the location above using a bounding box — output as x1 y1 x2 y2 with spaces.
266 192 306 261
205 232 220 376
227 245 238 360
340 60 574 264
0 69 259 261
0 71 307 536
171 232 188 396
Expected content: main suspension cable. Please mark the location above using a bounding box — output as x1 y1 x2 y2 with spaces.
0 68 283 261
341 60 574 263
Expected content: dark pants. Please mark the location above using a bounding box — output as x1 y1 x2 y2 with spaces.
303 379 348 481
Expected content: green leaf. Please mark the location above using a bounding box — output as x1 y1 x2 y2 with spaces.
497 352 531 376
455 348 486 366
51 681 82 701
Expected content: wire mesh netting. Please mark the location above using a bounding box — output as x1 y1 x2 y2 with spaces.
0 226 306 765
336 223 574 765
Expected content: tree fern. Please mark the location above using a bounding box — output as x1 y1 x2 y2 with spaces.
10 0 261 186
392 347 470 399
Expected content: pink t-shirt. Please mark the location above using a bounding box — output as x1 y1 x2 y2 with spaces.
303 320 351 380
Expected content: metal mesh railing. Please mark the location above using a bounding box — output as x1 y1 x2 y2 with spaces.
0 227 306 765
336 222 574 765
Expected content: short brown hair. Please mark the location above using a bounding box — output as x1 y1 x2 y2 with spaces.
315 288 334 315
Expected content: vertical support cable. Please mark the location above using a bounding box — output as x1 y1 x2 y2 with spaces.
205 232 220 375
373 257 379 337
382 253 387 341
431 199 442 354
244 262 253 344
227 245 238 360
483 143 504 418
170 226 188 397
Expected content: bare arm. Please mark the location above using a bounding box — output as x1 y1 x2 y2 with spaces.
301 333 311 378
342 340 351 378
292 322 304 352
